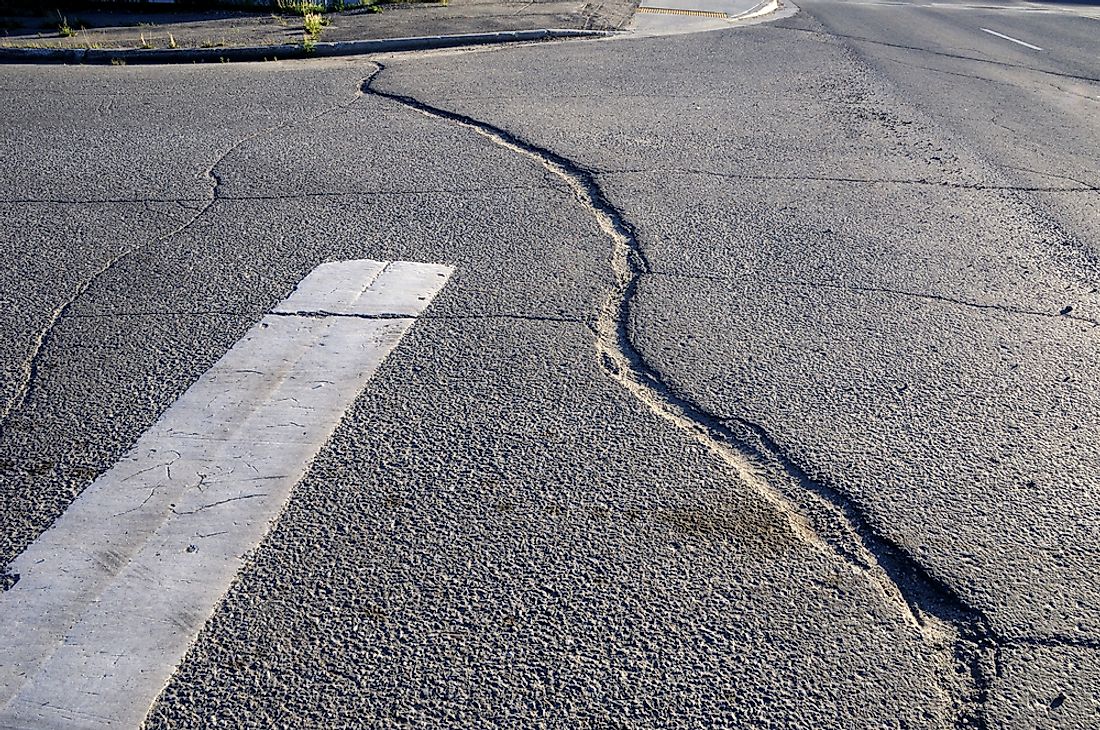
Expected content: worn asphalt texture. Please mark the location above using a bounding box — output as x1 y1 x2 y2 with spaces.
1 0 1098 727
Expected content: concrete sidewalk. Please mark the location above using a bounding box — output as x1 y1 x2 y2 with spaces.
629 0 783 36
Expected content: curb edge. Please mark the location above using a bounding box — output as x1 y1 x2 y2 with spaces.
0 28 615 65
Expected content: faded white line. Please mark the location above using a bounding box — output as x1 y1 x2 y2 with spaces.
0 259 452 730
980 27 1043 50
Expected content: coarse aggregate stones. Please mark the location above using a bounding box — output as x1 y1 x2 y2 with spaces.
373 17 1100 647
0 46 957 730
0 65 362 203
0 176 613 568
3 2 1098 725
987 645 1100 730
147 317 953 729
630 272 1100 641
0 202 180 429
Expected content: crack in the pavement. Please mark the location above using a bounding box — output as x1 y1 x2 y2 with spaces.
875 54 1100 106
363 61 1011 728
2 196 213 206
726 415 1000 726
999 163 1100 192
0 205 210 433
771 22 1100 85
0 87 366 434
102 92 120 119
988 116 1025 140
779 13 1100 295
141 200 188 225
1006 634 1100 652
878 55 1016 85
650 270 1100 327
2 183 566 206
802 281 1100 327
169 492 267 516
220 183 572 201
598 166 1100 193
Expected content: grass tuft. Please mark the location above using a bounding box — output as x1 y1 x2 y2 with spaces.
57 12 75 37
276 0 326 16
303 11 327 38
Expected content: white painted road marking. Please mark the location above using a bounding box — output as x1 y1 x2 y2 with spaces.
274 259 448 316
980 27 1043 51
0 259 452 730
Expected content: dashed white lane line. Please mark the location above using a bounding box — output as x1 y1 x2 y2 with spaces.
0 259 452 730
980 27 1044 51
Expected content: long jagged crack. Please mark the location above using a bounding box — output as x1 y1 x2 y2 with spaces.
4 183 567 206
649 269 1100 327
598 166 1100 193
771 22 1100 85
364 60 1010 728
875 55 1100 108
0 203 212 432
170 492 267 516
0 84 366 433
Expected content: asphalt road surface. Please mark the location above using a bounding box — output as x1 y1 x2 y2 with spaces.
0 0 1098 727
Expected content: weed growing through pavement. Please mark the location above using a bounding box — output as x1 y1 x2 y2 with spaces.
303 11 328 38
110 57 125 65
139 32 152 49
167 32 177 48
56 11 75 37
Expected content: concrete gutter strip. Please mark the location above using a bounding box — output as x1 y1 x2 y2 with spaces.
0 28 615 65
732 0 780 21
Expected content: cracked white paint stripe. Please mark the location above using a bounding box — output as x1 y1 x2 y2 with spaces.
274 259 450 316
0 259 452 730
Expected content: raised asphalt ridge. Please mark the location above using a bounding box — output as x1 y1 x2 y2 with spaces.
360 59 999 728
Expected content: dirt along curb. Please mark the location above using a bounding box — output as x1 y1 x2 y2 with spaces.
0 27 615 64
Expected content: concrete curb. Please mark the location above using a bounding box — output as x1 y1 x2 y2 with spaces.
730 0 780 21
0 28 615 65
